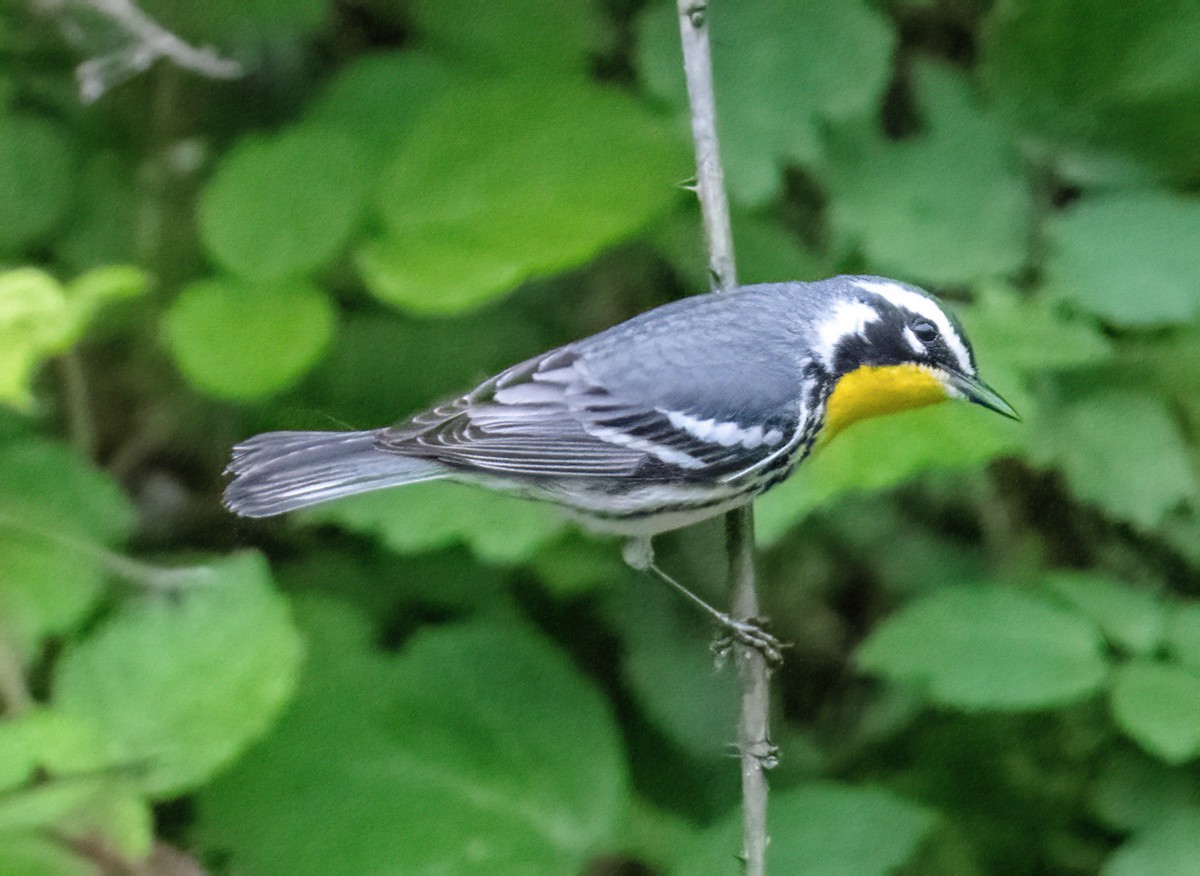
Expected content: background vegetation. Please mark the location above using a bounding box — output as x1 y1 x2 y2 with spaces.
1 0 1199 873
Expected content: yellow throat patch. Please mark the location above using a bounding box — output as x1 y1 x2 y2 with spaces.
822 364 950 441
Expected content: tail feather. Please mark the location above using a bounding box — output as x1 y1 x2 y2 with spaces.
223 430 446 518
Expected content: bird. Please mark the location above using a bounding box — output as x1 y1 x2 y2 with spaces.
224 275 1017 659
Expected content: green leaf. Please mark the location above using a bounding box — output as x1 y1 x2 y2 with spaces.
638 0 894 205
1090 750 1200 832
1034 390 1197 530
858 584 1108 711
1110 661 1200 764
1104 807 1200 876
0 833 92 876
165 276 335 400
674 783 935 875
305 481 567 566
197 604 628 876
957 282 1111 374
409 0 596 74
364 76 686 313
200 129 368 280
1043 192 1200 325
981 0 1200 184
0 440 136 655
1045 572 1167 656
0 266 147 408
824 62 1033 285
756 400 1023 545
304 52 457 167
1166 603 1200 672
0 115 72 252
0 269 76 408
52 553 303 797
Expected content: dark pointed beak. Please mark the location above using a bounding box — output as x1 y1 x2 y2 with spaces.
944 372 1021 421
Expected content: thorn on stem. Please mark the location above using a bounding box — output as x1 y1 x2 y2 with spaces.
685 3 707 28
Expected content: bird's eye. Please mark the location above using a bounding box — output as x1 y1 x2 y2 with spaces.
912 322 939 343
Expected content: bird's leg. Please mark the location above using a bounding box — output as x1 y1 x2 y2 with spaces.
622 537 786 667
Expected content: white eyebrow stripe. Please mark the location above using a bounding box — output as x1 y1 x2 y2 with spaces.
814 299 881 368
853 279 973 374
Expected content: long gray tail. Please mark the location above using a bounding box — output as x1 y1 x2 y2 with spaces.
223 430 446 518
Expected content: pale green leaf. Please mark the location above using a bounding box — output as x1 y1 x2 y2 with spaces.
1034 390 1198 529
0 269 75 408
982 0 1200 184
200 129 369 280
638 0 894 205
1044 192 1200 326
0 266 147 408
0 833 92 876
858 585 1108 711
0 115 72 252
165 276 335 400
197 605 628 876
824 62 1033 284
305 481 567 566
1104 808 1200 876
1110 661 1200 764
1045 571 1167 655
957 282 1111 373
52 553 304 797
364 76 686 313
675 783 936 876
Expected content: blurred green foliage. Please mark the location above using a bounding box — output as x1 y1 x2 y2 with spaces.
1 0 1199 873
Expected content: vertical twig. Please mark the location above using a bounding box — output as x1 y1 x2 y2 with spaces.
675 3 772 874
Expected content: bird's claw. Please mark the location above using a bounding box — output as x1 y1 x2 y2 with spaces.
712 616 787 668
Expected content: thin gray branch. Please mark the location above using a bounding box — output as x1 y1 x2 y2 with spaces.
34 0 243 103
675 3 772 874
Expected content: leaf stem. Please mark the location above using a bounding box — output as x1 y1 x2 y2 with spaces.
675 3 772 874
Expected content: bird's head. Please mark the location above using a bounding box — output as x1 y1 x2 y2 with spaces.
813 276 1019 439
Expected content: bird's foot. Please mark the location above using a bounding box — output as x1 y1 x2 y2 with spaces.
712 615 787 668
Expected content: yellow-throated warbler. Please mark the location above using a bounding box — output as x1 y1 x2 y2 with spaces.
225 275 1016 654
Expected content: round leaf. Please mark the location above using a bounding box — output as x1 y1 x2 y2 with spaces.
364 77 686 313
200 129 368 280
824 63 1033 285
1104 808 1200 876
1043 192 1200 326
1045 571 1167 656
1110 661 1200 764
52 553 304 797
857 585 1108 711
198 606 628 876
1034 390 1198 530
165 276 335 400
982 0 1200 184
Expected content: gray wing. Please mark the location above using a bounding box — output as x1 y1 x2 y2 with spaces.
377 345 802 482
